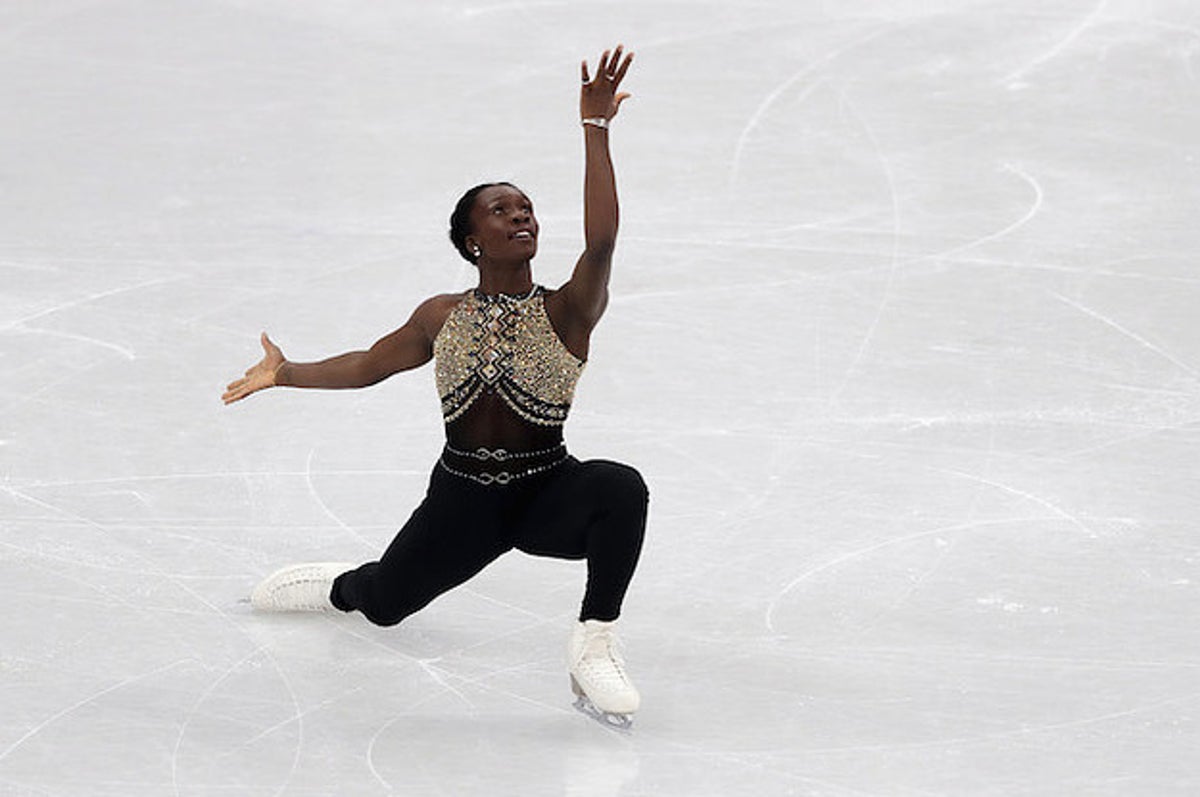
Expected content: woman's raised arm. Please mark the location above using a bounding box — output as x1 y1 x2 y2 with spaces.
558 44 634 332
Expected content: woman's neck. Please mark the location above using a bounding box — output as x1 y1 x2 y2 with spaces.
476 260 533 297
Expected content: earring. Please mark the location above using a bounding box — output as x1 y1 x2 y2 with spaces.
472 246 482 258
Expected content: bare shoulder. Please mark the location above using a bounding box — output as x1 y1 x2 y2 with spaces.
541 284 567 312
417 291 468 317
412 291 468 339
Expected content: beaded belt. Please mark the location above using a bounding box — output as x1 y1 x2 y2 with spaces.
438 442 569 486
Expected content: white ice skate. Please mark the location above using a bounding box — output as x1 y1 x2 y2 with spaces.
250 562 353 612
568 619 640 731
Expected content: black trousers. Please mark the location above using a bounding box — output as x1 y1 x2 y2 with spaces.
331 453 648 626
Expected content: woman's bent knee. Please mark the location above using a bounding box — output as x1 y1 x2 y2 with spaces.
588 460 649 508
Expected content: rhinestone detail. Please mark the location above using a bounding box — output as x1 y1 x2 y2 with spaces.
433 287 584 426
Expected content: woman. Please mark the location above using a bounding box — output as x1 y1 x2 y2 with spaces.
222 46 647 728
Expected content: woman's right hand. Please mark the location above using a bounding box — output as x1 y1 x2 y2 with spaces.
223 332 285 404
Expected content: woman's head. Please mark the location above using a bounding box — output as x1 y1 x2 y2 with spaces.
448 182 537 265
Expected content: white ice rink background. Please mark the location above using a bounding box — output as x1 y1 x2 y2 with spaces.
3 1 1199 794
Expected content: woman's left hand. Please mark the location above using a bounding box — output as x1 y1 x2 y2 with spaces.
581 44 634 122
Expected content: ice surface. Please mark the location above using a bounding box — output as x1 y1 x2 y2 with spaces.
3 1 1199 794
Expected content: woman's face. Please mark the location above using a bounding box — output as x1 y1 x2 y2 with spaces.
467 184 539 263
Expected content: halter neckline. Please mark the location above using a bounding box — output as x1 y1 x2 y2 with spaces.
474 284 541 302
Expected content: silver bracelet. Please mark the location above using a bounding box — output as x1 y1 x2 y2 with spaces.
581 117 609 129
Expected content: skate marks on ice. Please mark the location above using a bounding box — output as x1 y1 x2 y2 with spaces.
1049 291 1200 380
1002 0 1110 87
5 0 1200 794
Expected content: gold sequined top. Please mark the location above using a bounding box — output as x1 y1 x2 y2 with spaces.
433 286 585 426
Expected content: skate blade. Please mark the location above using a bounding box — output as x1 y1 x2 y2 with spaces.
573 694 634 732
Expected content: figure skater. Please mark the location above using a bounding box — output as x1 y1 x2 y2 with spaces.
222 45 646 728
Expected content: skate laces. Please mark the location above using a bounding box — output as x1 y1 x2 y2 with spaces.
578 625 630 687
278 574 326 610
252 563 349 612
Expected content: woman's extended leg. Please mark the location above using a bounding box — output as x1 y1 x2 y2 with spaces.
332 467 511 626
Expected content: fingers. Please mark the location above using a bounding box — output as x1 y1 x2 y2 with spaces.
223 388 251 405
222 374 267 404
613 49 633 85
583 44 634 87
607 45 622 78
224 332 280 405
223 376 249 403
604 45 631 82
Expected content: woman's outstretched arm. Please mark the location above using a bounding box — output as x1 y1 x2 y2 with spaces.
221 295 451 404
558 44 634 333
